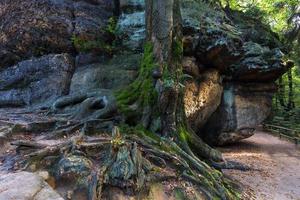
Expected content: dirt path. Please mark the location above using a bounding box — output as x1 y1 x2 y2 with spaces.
220 131 300 200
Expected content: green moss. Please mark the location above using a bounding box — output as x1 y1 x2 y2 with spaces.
106 16 118 35
115 42 158 116
178 125 190 143
119 124 175 154
120 124 160 141
172 38 183 62
71 35 113 53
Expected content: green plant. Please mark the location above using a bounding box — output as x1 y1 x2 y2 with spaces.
71 16 118 54
106 17 118 35
71 35 113 53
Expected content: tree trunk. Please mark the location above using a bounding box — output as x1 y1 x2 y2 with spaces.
278 76 286 108
145 0 223 162
287 68 294 110
147 0 178 136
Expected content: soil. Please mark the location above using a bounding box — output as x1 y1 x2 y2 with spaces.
220 131 300 200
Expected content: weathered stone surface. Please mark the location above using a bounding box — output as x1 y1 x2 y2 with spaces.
229 42 288 82
201 83 274 145
120 0 145 9
184 69 223 133
181 0 288 81
227 9 281 48
0 171 63 200
117 0 145 51
0 0 112 68
0 54 75 107
70 54 140 93
181 0 243 71
182 57 202 77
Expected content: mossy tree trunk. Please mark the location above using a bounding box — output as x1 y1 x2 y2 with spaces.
142 0 223 162
117 0 222 162
146 0 181 136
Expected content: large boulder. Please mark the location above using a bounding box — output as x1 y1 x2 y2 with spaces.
201 83 276 145
0 0 112 68
0 54 75 107
180 0 289 144
0 171 63 200
184 69 223 133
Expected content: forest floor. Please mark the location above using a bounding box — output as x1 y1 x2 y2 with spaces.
220 130 300 200
1 109 300 200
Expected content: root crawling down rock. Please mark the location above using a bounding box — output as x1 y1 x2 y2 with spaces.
11 126 240 200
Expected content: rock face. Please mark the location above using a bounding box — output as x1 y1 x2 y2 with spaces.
0 54 74 107
181 0 243 71
70 54 140 93
184 69 223 133
0 0 112 68
0 172 63 200
180 0 289 145
230 42 287 82
0 0 290 146
201 83 275 145
117 0 145 51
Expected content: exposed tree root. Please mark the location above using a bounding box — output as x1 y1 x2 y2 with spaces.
210 160 252 171
51 90 117 121
12 126 239 200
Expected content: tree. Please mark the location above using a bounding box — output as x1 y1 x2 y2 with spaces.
12 1 240 199
118 0 222 162
116 0 239 197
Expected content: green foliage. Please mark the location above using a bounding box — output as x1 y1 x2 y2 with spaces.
71 17 117 54
71 35 113 53
274 67 300 107
116 42 158 116
178 125 190 142
106 17 118 35
221 0 298 34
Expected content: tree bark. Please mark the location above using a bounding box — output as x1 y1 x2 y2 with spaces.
147 0 178 136
145 0 223 162
287 68 294 110
278 76 286 108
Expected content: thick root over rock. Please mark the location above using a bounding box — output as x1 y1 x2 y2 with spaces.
12 126 240 200
51 90 117 121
